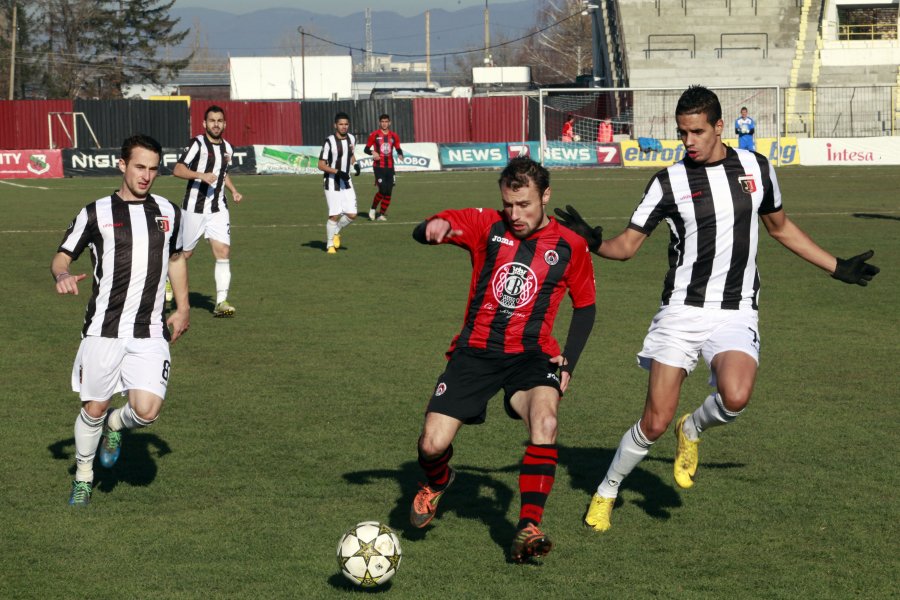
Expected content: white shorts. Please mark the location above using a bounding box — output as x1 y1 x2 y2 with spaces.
182 210 230 251
325 188 357 217
71 337 172 401
637 305 760 384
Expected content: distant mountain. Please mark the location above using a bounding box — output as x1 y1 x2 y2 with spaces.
170 2 539 67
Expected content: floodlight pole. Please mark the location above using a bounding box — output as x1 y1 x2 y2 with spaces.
297 26 306 101
8 4 17 100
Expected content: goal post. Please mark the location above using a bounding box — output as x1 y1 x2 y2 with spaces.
538 86 783 164
47 112 102 149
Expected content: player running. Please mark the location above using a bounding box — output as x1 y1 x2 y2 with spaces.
51 134 190 506
408 156 596 563
553 86 879 532
173 105 243 317
363 113 404 221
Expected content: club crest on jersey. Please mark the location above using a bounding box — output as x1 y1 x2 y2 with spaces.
492 262 537 309
544 250 559 266
738 175 757 194
155 216 170 232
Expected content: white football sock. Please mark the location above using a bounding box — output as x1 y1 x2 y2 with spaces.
597 421 654 498
119 403 156 429
74 408 104 482
215 259 231 304
337 214 352 232
326 219 339 247
690 392 743 437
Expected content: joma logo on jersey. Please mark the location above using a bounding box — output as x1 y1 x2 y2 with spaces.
155 216 170 232
491 235 514 246
492 262 537 309
738 175 757 194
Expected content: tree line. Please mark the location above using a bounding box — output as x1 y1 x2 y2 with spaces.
1 0 594 100
0 0 191 99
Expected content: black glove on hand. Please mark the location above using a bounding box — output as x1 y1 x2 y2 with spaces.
336 170 350 182
832 250 880 286
364 147 373 155
553 204 603 252
354 163 361 176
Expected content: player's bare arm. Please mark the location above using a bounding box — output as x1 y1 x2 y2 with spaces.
173 162 217 186
51 252 87 295
166 252 190 342
317 158 340 176
761 210 879 285
225 174 242 203
598 228 647 261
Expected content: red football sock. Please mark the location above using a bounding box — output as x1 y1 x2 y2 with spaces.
517 443 557 529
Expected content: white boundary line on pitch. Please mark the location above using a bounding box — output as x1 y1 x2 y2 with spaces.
0 180 50 190
4 210 899 236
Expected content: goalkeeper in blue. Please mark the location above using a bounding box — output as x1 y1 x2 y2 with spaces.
735 106 756 151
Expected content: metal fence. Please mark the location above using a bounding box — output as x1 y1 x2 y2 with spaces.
791 86 897 138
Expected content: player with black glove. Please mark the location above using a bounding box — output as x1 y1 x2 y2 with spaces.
832 250 880 286
554 204 603 253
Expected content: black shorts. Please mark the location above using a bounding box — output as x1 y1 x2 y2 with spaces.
373 166 396 193
426 348 563 425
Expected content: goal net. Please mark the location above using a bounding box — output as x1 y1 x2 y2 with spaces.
539 86 781 147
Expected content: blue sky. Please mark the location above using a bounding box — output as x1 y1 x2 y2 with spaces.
171 0 522 17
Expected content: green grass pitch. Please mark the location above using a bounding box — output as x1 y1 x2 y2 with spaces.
1 166 897 598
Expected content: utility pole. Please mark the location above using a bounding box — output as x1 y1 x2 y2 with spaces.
297 26 306 100
365 8 373 71
483 1 491 66
8 3 17 100
425 11 431 87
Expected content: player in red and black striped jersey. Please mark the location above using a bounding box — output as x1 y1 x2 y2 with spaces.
363 114 403 221
408 156 597 563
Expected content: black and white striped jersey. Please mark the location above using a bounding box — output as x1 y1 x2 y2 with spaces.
177 134 234 214
628 146 782 310
319 133 356 191
58 193 184 340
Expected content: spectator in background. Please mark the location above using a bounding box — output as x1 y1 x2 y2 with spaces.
562 114 576 142
596 118 613 143
735 106 756 151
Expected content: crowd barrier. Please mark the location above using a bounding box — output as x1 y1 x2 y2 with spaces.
3 138 899 180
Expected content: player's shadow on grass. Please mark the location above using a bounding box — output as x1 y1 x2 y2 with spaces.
560 444 745 521
186 291 215 315
343 461 517 561
301 240 351 252
853 213 900 221
560 444 682 522
47 433 172 496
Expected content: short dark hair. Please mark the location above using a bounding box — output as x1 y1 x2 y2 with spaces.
205 105 225 120
379 113 390 120
741 106 748 111
334 112 350 123
121 134 162 163
676 85 722 125
498 157 550 196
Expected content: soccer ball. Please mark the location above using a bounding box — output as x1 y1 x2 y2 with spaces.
573 134 581 141
336 521 402 587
